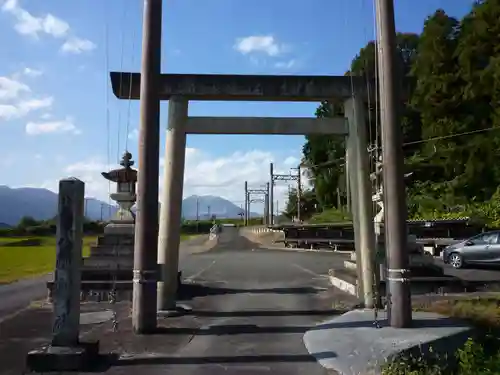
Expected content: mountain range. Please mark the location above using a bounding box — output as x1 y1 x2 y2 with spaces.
0 186 259 226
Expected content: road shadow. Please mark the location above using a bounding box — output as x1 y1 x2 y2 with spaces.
177 283 323 300
186 309 343 318
151 324 314 335
107 351 337 366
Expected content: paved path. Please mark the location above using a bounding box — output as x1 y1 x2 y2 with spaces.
0 274 51 321
0 228 356 375
96 229 354 375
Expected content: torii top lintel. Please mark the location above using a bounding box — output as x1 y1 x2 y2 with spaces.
110 72 394 102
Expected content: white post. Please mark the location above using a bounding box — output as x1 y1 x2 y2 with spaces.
157 96 188 312
52 178 84 347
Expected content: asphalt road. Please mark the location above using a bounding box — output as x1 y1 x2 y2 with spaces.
0 274 51 321
0 228 355 375
4 227 500 374
133 228 353 375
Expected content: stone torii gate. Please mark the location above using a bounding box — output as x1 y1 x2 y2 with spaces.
110 71 377 332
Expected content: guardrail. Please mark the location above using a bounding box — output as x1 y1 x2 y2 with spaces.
272 218 491 251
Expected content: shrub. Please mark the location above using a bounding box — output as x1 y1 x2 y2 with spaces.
309 208 352 223
25 225 53 236
382 338 500 375
1 238 42 247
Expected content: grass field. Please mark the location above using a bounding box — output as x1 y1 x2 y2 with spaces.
0 234 196 284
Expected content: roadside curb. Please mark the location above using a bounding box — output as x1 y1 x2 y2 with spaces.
253 246 340 254
328 274 357 296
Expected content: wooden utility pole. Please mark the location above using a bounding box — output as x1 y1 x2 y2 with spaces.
196 197 199 221
244 181 248 225
264 182 270 225
375 0 412 327
132 0 163 334
296 166 302 222
345 149 351 213
269 163 274 225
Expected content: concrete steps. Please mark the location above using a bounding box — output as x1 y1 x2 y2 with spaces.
82 257 133 270
89 245 133 257
96 234 134 246
329 256 466 299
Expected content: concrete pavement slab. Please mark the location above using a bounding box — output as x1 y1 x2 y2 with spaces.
303 309 472 375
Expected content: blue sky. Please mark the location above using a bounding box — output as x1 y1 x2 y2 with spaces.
0 0 475 211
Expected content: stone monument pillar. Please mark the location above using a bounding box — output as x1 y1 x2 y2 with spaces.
27 178 99 372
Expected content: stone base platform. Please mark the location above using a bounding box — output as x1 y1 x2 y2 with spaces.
47 271 183 302
303 309 472 375
26 340 100 372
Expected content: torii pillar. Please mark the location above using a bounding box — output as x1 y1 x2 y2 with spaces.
157 97 188 313
109 67 413 331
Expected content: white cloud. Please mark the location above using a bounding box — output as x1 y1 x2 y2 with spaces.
284 156 300 166
41 13 69 37
23 67 42 77
0 76 30 100
0 104 20 119
275 59 296 69
1 0 16 11
25 117 80 135
2 1 69 38
234 35 286 57
0 74 78 130
2 0 95 52
0 96 53 120
46 148 301 213
0 74 55 120
18 96 53 111
61 37 96 54
128 128 138 139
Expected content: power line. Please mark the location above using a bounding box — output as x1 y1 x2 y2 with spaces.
403 126 500 147
303 125 500 171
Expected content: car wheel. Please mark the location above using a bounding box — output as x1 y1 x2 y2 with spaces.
449 252 464 269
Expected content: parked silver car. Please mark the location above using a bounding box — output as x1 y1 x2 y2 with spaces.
442 230 500 269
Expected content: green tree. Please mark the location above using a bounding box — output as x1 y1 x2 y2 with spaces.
304 33 420 210
17 216 39 228
453 0 500 200
283 188 318 221
410 9 463 190
302 102 345 210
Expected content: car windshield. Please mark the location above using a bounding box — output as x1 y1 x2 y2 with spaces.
470 232 499 244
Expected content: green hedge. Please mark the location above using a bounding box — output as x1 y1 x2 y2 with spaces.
0 217 265 238
0 218 262 237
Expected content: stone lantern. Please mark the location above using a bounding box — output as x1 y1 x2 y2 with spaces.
101 151 137 234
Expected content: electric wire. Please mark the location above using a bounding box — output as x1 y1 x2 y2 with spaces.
116 4 129 162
